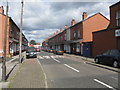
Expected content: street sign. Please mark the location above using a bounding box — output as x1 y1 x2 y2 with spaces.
115 29 120 37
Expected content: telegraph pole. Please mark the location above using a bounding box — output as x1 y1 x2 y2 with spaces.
19 0 24 63
2 1 8 81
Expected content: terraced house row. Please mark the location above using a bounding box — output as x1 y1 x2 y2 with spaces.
42 1 120 57
0 6 28 57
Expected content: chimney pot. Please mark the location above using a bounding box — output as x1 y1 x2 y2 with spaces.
82 12 88 20
60 28 63 32
65 25 68 29
71 19 76 26
0 6 4 14
56 30 58 34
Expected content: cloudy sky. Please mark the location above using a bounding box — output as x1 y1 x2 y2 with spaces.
0 0 119 43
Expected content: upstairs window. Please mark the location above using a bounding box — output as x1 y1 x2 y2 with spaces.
74 31 76 39
116 11 120 26
78 29 80 38
65 33 67 40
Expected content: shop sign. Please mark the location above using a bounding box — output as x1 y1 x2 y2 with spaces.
115 29 120 37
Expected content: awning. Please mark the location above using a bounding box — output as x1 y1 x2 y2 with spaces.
65 39 83 44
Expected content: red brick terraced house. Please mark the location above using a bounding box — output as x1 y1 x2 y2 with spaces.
64 12 110 57
92 1 120 57
44 12 110 57
0 6 28 57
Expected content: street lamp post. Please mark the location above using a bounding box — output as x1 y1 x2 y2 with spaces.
2 2 9 81
19 0 24 63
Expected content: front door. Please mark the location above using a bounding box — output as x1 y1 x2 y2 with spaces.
117 37 120 50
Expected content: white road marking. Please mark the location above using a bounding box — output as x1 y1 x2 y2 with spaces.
94 79 116 90
51 56 55 58
64 64 79 73
111 77 118 80
38 56 44 59
43 56 50 59
51 55 64 59
53 58 60 63
37 59 48 88
58 56 64 58
84 62 86 64
51 80 54 82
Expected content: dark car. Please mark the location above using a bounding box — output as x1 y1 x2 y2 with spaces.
26 47 37 58
94 49 120 68
54 49 64 55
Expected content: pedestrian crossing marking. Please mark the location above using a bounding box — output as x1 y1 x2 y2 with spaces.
38 56 44 59
43 56 51 59
38 55 64 59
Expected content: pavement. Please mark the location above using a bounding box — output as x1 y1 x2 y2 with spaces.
0 52 26 89
0 52 46 89
0 55 19 88
9 58 46 88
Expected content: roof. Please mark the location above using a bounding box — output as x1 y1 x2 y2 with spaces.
110 1 120 8
46 12 109 41
70 12 109 28
93 26 120 34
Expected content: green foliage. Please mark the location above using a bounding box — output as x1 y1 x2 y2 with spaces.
30 40 36 45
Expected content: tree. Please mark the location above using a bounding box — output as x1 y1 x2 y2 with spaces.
30 40 36 45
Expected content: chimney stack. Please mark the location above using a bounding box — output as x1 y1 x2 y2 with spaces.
71 19 76 26
82 12 88 20
65 25 68 29
60 28 63 32
56 30 58 34
0 6 4 14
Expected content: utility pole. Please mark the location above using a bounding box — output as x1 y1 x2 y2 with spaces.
2 1 8 81
19 0 24 63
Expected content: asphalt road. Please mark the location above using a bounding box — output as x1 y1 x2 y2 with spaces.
37 51 119 89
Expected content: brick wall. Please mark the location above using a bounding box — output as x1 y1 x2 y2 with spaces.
0 14 3 56
109 2 120 28
83 13 110 42
92 29 117 57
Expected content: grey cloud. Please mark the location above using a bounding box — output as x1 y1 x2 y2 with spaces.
0 1 117 43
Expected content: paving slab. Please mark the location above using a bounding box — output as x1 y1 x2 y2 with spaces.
9 58 46 88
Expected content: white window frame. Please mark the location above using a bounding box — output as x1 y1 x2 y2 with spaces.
116 11 120 26
78 29 80 38
74 31 76 38
65 33 66 40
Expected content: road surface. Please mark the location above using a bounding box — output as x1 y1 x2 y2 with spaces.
37 51 118 89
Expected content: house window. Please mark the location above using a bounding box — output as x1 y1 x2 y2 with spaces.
67 29 70 40
74 31 76 38
116 11 120 26
78 29 80 38
65 33 66 40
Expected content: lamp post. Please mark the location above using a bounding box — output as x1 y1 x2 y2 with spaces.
2 1 8 81
19 0 24 63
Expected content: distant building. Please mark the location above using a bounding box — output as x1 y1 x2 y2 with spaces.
0 6 28 57
29 43 41 48
92 1 120 57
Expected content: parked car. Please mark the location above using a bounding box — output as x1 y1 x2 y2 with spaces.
36 48 40 52
26 47 37 58
53 50 57 54
49 49 54 53
94 49 120 68
54 49 64 55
